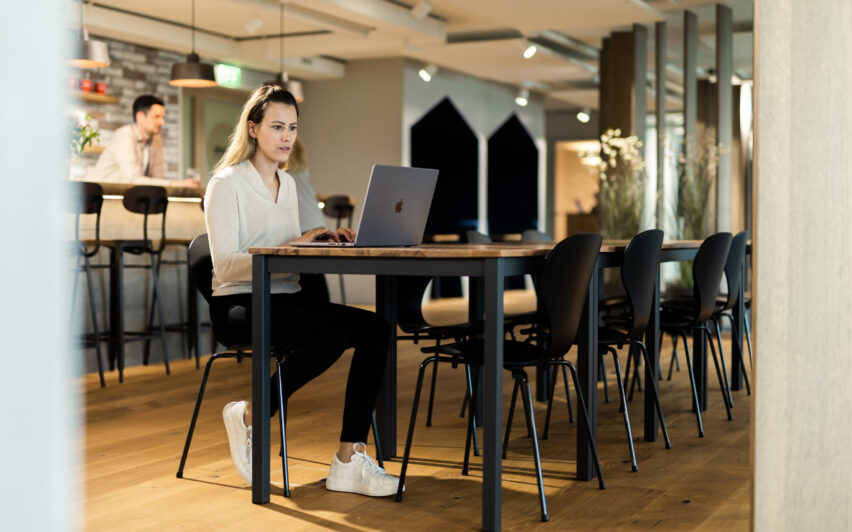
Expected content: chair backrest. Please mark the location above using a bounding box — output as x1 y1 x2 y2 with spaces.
396 276 435 333
123 185 168 253
70 182 104 257
521 229 552 243
719 231 749 311
620 229 664 338
465 230 492 243
539 233 602 357
188 233 214 304
691 232 733 323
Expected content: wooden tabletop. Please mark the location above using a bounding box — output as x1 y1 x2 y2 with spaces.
249 240 705 258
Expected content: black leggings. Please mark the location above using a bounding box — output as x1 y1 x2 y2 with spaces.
209 291 390 443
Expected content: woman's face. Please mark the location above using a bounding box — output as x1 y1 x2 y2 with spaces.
249 102 298 166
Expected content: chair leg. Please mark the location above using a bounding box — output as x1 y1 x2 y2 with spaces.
561 362 575 423
542 366 557 440
502 379 521 459
680 332 705 437
744 311 754 370
600 353 611 403
562 361 606 489
667 333 680 381
84 255 106 388
177 353 227 478
371 412 383 469
635 341 672 449
622 346 632 396
425 349 439 427
713 318 735 407
275 359 290 497
150 254 170 375
607 347 637 472
518 371 549 522
143 257 161 366
464 365 480 457
396 356 436 502
705 328 733 421
723 313 752 396
462 364 481 475
459 390 468 418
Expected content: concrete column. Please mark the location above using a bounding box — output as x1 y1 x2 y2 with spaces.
716 4 733 231
655 21 667 228
683 11 698 179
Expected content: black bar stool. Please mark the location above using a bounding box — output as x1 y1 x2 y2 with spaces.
69 182 107 387
104 185 171 380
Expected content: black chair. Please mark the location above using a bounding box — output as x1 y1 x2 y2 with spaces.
107 185 171 375
712 231 751 398
176 234 382 495
659 232 734 437
586 229 671 471
396 233 607 523
69 182 107 387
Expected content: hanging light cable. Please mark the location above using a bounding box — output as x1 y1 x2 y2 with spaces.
274 2 304 102
68 0 110 69
170 0 216 88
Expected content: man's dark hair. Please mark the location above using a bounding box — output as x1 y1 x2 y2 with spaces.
132 95 165 120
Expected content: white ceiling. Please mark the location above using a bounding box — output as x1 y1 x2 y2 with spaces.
78 0 754 110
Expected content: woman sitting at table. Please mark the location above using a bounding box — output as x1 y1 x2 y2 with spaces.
204 83 399 497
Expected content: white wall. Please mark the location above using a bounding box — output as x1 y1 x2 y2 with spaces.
0 0 77 529
753 1 852 529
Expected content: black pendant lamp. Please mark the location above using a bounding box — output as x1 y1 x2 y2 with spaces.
170 0 216 88
69 0 110 69
275 3 304 102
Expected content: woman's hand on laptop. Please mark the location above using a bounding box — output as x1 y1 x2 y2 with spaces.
335 228 355 243
293 228 338 243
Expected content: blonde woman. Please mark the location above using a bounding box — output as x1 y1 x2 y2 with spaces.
204 84 399 496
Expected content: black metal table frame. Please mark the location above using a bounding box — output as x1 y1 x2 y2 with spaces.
249 246 748 531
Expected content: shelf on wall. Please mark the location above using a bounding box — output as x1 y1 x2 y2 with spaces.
75 91 119 104
83 145 105 154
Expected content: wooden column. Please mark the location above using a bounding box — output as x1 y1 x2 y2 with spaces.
716 3 733 231
633 24 648 147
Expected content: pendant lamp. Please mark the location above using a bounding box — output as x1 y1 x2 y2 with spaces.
276 3 304 102
170 0 216 88
69 0 110 69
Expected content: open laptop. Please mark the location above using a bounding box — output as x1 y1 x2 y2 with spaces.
289 164 439 247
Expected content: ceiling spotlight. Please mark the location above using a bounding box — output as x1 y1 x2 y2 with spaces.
514 88 529 107
576 110 591 123
523 44 537 59
243 15 263 35
418 63 438 82
411 0 433 21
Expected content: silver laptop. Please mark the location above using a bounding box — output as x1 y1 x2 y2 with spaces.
289 164 439 247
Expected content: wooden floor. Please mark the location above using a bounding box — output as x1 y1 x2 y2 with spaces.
83 294 751 531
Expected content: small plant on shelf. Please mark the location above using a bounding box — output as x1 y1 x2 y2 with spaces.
69 110 100 154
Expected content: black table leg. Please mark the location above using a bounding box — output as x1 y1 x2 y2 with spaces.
482 259 504 532
251 255 271 504
107 245 118 372
644 267 661 441
469 277 485 426
375 275 398 460
575 258 599 481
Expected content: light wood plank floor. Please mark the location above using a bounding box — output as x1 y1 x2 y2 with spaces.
83 294 751 531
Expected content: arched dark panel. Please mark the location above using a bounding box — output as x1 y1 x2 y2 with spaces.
411 98 478 236
487 114 538 235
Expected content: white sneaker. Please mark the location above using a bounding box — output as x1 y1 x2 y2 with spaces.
222 401 252 483
326 442 402 497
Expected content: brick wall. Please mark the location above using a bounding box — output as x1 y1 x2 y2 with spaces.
71 36 183 178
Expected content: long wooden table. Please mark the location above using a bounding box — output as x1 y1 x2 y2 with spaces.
248 240 747 531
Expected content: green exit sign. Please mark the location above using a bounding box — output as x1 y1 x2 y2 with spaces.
214 64 242 87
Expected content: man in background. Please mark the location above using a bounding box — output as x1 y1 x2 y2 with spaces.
87 94 199 187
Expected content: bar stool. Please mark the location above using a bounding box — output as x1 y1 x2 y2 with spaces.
69 181 107 387
105 185 171 380
321 195 354 303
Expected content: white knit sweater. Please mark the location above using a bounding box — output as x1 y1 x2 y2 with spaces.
204 159 302 296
